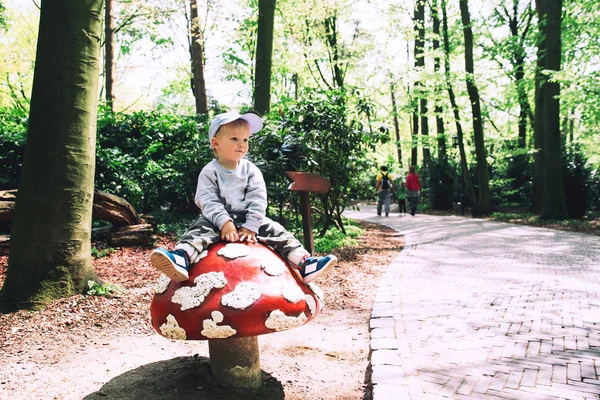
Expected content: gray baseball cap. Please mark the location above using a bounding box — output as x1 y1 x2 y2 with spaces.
208 111 263 148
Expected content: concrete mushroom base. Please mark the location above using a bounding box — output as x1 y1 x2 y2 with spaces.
150 242 324 390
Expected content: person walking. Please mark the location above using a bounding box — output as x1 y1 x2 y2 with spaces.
376 166 394 217
405 165 421 216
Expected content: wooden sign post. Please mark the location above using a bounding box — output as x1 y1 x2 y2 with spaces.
285 172 331 254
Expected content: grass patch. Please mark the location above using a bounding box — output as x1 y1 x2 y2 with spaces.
86 281 122 297
314 221 364 254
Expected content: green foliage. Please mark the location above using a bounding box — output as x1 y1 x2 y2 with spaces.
91 247 116 258
0 3 6 30
589 168 600 212
0 106 28 189
86 281 121 297
562 142 591 218
313 221 363 253
95 108 211 213
426 157 459 210
152 210 199 237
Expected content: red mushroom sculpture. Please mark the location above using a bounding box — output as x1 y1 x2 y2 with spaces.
150 241 324 390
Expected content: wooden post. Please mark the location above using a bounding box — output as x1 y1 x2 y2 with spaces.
285 172 331 254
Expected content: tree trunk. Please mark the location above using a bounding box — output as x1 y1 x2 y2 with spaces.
413 0 427 165
254 0 276 115
431 0 447 160
411 105 419 167
104 0 114 112
0 0 103 311
324 16 344 89
540 0 566 219
532 0 547 212
209 336 262 391
189 0 208 115
459 0 492 216
441 0 477 209
390 79 403 169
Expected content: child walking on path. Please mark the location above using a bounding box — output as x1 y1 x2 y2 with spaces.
150 111 337 283
397 181 407 215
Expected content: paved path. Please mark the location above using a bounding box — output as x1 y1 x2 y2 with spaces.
345 205 600 400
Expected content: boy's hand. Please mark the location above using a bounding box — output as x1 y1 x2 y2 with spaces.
238 228 257 243
221 221 239 242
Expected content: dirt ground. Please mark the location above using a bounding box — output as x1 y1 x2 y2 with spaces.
0 220 404 400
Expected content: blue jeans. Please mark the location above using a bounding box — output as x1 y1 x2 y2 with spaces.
407 191 419 214
377 190 391 216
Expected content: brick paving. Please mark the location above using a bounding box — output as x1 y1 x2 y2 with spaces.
345 206 600 400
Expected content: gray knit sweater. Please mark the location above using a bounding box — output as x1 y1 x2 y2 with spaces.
194 159 267 233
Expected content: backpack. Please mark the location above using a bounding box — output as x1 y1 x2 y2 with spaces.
381 172 390 190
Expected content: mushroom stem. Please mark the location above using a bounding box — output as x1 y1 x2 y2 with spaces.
208 336 262 390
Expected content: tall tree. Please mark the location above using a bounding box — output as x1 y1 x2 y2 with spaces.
441 0 476 209
540 0 566 219
254 0 276 115
431 0 447 160
0 0 103 311
411 0 424 166
390 78 403 168
104 0 115 112
415 0 430 165
532 0 547 212
459 0 492 216
189 0 208 114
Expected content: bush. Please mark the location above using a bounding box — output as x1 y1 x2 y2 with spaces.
251 88 386 234
96 108 211 213
562 142 591 218
0 107 28 190
426 158 458 210
589 167 600 212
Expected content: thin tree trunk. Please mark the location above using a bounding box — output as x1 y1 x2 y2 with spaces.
1 0 103 311
254 0 276 115
411 104 419 167
414 0 430 164
431 0 446 160
390 79 403 169
189 0 208 115
459 0 492 216
104 0 114 112
540 0 566 219
441 0 476 209
324 16 344 89
532 0 547 212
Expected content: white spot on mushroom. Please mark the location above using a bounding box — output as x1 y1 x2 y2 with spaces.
305 294 316 315
264 310 308 331
221 282 262 310
217 243 250 259
171 272 228 311
159 314 187 340
281 284 305 303
154 274 171 294
307 282 324 303
261 260 286 276
201 311 237 338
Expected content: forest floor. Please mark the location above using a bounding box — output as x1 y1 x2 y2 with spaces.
0 220 404 400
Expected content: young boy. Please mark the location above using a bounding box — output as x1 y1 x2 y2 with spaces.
150 111 337 284
397 181 407 215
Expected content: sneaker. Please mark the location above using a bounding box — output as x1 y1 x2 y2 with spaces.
297 255 338 284
150 248 190 282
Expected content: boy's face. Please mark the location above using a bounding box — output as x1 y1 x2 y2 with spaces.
212 124 250 168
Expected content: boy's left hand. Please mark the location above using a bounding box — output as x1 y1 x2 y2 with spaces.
238 228 257 243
